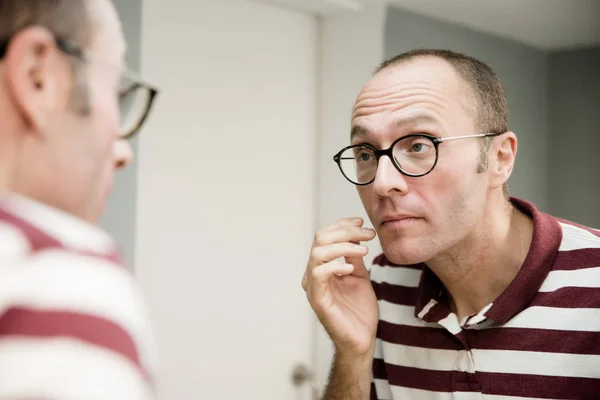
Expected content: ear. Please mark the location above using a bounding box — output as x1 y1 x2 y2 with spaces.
4 26 67 134
489 131 517 190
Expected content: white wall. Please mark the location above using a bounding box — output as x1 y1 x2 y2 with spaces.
315 4 386 390
136 1 318 398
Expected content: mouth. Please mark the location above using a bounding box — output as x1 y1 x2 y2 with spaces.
380 216 423 229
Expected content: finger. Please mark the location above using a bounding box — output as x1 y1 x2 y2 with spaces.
310 242 368 265
320 217 364 235
311 260 354 285
313 225 376 247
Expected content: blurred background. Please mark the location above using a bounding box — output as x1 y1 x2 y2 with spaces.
100 0 600 398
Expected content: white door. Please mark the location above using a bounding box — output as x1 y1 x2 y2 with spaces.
135 0 318 398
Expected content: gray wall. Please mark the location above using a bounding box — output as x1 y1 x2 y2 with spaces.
384 7 549 211
98 0 142 267
548 47 600 227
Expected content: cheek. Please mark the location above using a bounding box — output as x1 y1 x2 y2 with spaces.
103 94 121 134
421 163 478 222
91 79 121 135
431 144 480 190
79 93 119 179
357 187 372 213
94 90 120 152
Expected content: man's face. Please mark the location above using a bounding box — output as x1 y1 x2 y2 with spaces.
6 0 131 223
352 57 491 265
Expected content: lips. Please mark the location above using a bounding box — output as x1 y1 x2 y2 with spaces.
379 214 422 228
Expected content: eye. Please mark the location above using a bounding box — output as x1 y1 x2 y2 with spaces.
394 135 435 156
357 150 373 162
410 142 431 153
350 146 376 164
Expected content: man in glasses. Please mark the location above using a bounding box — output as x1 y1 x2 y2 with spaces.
303 49 600 399
0 0 158 398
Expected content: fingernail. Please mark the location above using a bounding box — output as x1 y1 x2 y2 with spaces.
353 244 366 251
362 228 373 234
350 217 362 223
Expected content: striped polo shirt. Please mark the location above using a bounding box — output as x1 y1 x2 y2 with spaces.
369 197 600 399
0 194 158 399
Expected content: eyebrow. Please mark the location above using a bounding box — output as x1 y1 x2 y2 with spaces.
350 114 442 141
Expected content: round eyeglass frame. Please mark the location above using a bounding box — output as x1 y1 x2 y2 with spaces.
333 132 503 186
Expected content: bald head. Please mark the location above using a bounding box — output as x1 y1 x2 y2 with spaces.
375 49 509 136
86 0 127 67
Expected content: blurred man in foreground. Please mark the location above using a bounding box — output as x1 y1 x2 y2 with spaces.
0 0 159 398
303 49 600 399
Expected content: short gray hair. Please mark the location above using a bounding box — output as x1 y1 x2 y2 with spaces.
0 0 104 115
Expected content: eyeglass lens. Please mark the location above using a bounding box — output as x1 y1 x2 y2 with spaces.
338 135 438 184
119 81 152 139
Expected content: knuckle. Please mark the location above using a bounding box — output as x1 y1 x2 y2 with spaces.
313 231 322 245
313 229 327 246
311 246 327 263
309 246 321 262
306 264 318 281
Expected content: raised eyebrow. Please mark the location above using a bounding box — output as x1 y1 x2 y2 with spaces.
350 124 368 141
351 115 441 138
393 115 442 129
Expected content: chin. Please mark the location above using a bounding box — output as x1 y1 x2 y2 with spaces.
379 235 438 265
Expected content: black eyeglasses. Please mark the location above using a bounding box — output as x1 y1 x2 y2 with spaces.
333 132 503 185
0 35 158 140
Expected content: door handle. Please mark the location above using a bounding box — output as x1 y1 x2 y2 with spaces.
291 363 319 400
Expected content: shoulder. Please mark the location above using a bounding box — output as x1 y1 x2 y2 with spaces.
555 217 600 252
0 218 35 259
535 217 600 304
551 217 600 272
0 224 157 398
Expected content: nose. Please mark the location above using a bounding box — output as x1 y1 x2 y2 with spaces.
113 139 134 170
372 155 409 197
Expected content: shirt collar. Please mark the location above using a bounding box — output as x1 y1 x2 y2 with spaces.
0 193 118 255
414 197 562 325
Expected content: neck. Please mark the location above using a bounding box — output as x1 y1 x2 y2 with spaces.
0 129 48 208
427 196 534 321
0 106 22 196
0 142 18 197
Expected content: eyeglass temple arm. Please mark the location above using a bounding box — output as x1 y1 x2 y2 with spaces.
435 132 502 143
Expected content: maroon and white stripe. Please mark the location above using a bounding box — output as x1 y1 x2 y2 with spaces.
0 195 158 399
369 198 600 399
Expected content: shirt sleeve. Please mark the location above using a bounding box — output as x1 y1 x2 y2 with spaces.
0 247 158 400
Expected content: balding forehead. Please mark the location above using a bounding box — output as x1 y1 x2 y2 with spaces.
87 0 127 65
375 57 463 87
364 56 478 118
